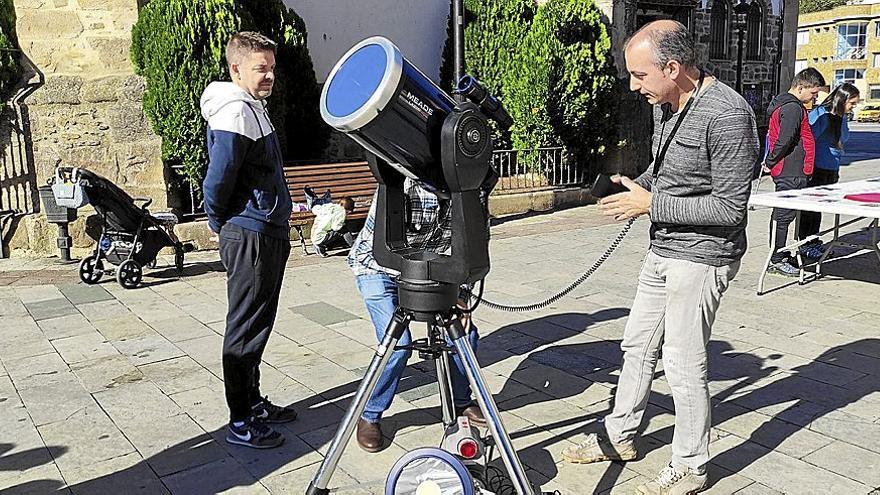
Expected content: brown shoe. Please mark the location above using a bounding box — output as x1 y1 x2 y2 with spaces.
356 419 383 453
456 404 487 428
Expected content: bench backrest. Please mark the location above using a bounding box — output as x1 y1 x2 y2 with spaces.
284 161 378 225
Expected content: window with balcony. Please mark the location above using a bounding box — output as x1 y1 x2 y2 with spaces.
870 85 880 100
710 0 730 58
796 30 809 45
836 23 867 60
834 68 865 86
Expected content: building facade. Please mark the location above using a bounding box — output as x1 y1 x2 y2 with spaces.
795 2 880 103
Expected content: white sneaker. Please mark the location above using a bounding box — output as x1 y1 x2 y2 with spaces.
637 463 708 495
561 432 637 464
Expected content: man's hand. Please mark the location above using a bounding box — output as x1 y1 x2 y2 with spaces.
209 225 219 243
598 176 651 221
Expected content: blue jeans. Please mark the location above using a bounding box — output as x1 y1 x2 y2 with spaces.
355 273 479 423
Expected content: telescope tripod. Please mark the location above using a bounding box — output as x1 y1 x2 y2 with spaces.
306 282 536 495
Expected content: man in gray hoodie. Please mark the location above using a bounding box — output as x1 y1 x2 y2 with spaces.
201 32 296 450
561 21 757 495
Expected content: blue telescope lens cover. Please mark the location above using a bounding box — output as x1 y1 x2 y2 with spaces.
325 43 388 118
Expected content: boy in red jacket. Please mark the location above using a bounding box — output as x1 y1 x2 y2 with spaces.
764 68 825 276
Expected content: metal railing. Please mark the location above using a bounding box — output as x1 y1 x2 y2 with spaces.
491 147 584 193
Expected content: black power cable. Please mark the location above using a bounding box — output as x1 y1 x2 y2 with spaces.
464 218 635 313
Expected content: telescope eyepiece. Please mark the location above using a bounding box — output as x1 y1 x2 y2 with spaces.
455 75 513 131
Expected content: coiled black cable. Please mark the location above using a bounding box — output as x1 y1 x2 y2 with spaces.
464 218 635 313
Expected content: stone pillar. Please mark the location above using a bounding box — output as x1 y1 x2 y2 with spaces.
9 0 166 254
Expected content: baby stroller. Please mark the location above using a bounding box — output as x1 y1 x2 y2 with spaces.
52 167 192 289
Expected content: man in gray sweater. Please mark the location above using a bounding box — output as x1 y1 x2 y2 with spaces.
561 20 758 495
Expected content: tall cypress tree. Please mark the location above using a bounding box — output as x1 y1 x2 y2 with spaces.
131 0 326 186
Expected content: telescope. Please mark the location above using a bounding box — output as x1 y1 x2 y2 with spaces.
306 37 538 495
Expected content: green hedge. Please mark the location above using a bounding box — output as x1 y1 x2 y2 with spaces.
799 0 846 14
131 0 326 186
440 0 536 146
505 0 616 173
0 0 21 100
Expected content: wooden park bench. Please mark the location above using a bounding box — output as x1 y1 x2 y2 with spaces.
284 160 378 254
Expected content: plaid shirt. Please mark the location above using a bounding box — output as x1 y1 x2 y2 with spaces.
348 178 453 277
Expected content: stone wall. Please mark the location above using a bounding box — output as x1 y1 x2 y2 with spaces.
695 0 785 125
7 0 166 255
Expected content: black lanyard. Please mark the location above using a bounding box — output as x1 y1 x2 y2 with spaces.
652 70 705 180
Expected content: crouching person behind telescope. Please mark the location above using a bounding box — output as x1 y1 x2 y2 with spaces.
348 178 486 453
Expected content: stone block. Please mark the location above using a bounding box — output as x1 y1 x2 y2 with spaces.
117 75 146 103
17 10 84 40
78 0 136 9
29 75 83 105
80 76 121 103
86 36 133 72
107 103 153 143
14 0 48 9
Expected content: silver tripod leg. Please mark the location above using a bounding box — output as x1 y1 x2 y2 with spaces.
306 309 412 495
447 318 535 495
432 324 457 426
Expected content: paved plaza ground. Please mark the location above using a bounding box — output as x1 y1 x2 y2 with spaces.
1 125 879 494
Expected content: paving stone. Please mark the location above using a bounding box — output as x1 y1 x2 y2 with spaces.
76 299 134 322
148 315 216 343
0 377 55 483
138 356 219 396
125 412 227 477
17 378 96 427
94 381 183 427
290 301 359 326
25 297 79 321
710 433 871 494
174 334 223 378
0 463 69 494
261 464 359 495
36 313 95 341
38 405 135 474
58 284 115 305
64 451 168 495
160 456 266 494
70 355 145 393
113 332 184 366
168 385 228 433
52 331 118 365
4 352 71 389
91 314 155 341
802 440 880 487
14 285 64 304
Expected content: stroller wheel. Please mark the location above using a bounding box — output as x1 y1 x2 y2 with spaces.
79 255 104 284
116 259 143 289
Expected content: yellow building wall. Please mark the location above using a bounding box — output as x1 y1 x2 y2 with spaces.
796 4 880 102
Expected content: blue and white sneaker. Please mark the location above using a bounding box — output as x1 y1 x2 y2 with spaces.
800 241 829 260
226 416 284 449
768 260 799 277
251 396 298 424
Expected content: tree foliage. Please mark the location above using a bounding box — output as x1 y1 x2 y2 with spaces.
440 0 536 145
131 0 326 185
799 0 846 14
0 0 21 99
505 0 617 173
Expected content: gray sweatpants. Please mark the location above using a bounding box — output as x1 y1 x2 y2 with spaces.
604 250 739 473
